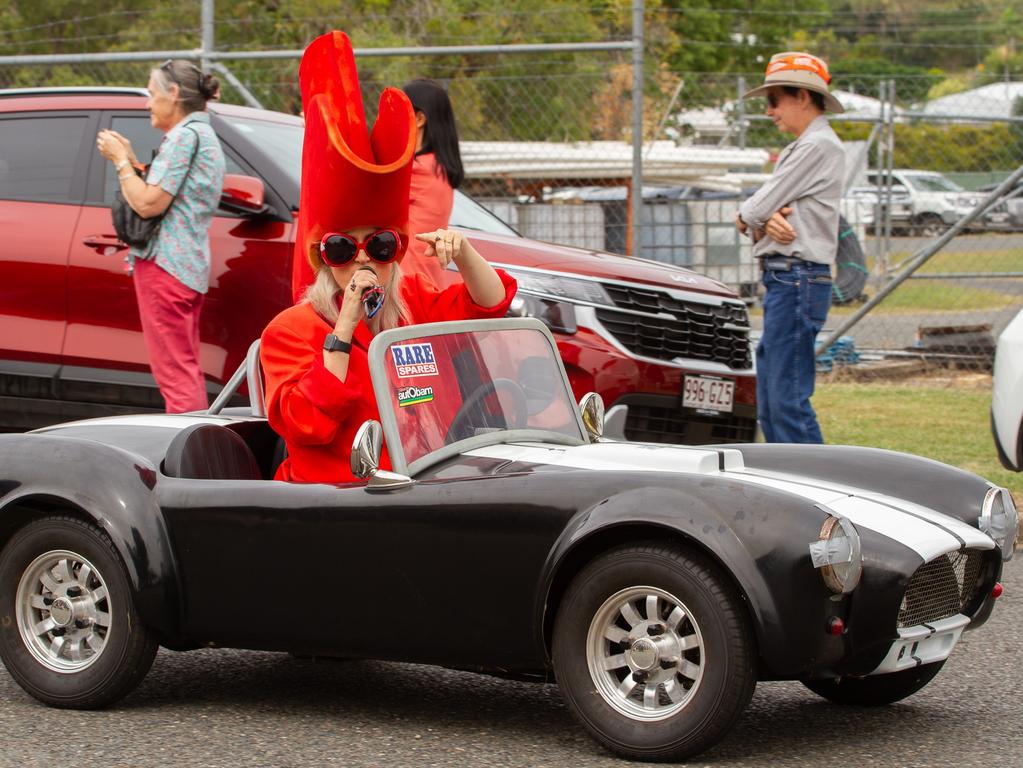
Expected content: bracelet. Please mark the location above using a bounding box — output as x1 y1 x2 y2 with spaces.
118 172 134 181
115 159 130 171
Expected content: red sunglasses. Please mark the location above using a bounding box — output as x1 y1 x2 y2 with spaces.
319 229 407 267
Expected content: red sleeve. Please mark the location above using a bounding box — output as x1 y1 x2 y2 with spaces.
402 269 517 324
260 317 366 446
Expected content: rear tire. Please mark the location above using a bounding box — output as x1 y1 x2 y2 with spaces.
0 516 158 708
552 542 755 762
802 661 945 706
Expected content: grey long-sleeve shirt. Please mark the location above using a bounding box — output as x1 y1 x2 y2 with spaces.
738 115 845 265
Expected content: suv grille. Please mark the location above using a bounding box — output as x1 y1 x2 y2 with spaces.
597 285 752 370
898 549 985 628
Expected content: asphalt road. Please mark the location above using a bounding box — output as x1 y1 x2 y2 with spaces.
1 558 1020 768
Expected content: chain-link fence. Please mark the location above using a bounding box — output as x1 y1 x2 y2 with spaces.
2 51 1021 373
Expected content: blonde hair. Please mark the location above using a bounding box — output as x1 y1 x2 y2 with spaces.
303 261 410 333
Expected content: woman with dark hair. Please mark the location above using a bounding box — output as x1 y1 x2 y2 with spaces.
401 78 465 285
95 59 225 412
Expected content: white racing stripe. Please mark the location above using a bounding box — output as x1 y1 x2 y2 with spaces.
35 413 246 432
466 442 994 562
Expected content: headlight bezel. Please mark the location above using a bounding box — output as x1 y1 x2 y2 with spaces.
809 511 863 594
979 486 1018 562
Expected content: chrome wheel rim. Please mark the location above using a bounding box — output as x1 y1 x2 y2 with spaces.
586 585 705 722
15 549 113 673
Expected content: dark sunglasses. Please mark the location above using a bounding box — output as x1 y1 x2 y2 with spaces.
319 229 406 267
767 93 782 108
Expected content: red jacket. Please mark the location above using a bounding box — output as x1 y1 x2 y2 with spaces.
261 270 517 483
404 153 454 286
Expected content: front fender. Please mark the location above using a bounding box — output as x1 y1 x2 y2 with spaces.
537 478 840 678
0 435 179 636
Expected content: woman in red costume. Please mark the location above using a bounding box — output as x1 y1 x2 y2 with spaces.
261 31 516 483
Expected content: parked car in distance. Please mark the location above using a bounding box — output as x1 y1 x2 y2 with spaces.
0 87 756 444
993 305 1023 471
975 179 1023 232
866 169 979 236
847 183 913 232
0 318 1015 762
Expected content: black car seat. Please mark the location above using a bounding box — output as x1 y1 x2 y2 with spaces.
163 423 263 480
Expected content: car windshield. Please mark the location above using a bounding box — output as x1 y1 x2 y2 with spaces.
907 175 963 193
221 114 519 236
374 324 585 471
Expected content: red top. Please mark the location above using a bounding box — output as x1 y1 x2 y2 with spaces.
403 153 455 287
261 270 517 483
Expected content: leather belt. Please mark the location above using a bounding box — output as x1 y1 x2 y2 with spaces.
759 255 818 271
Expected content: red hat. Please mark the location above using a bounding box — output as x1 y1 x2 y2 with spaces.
295 31 417 275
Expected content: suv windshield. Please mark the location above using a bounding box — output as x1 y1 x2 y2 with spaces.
374 323 585 471
906 175 962 193
221 114 518 236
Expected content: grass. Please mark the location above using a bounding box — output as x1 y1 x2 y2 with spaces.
814 376 1023 501
826 280 1018 314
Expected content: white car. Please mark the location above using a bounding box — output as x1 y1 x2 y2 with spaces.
867 170 978 236
993 306 1023 471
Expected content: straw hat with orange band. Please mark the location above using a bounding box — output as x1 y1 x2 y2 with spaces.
742 51 844 114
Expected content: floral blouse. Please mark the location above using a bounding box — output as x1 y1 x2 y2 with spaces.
131 111 225 294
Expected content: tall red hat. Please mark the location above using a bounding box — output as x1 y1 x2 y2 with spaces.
293 31 417 287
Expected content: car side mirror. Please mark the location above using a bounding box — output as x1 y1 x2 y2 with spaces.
578 392 605 443
220 174 269 216
350 419 414 489
351 420 383 479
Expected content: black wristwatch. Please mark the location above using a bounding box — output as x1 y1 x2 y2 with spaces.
323 333 352 354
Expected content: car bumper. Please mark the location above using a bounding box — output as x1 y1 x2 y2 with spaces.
553 325 757 445
868 614 970 675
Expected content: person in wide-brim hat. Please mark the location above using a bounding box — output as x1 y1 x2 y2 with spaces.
735 50 846 446
743 51 844 114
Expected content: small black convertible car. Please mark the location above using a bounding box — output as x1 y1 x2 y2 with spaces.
0 319 1017 762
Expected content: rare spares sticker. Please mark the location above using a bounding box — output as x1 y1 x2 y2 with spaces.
396 385 435 407
392 342 438 377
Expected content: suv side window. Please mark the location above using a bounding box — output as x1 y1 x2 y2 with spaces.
0 115 91 203
101 116 246 204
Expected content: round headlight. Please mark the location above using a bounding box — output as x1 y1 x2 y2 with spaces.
809 514 863 594
980 486 1018 562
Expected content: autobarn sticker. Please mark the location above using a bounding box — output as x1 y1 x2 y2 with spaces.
396 385 435 407
392 343 438 377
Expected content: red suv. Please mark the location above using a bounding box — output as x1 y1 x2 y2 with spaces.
0 88 755 443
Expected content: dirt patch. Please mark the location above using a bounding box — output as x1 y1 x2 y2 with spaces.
820 361 993 391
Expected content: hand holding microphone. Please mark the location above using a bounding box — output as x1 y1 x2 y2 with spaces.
338 265 384 332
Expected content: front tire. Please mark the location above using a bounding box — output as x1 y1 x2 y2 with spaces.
0 516 158 708
552 543 756 763
802 661 945 706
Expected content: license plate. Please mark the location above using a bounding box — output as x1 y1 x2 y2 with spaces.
682 376 734 413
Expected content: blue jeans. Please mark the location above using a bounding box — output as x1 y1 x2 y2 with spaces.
756 261 832 443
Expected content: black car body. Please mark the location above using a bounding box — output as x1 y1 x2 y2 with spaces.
0 319 1015 762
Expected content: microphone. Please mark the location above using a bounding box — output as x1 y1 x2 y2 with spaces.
355 265 385 318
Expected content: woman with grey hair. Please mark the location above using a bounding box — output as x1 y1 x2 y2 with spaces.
96 59 225 413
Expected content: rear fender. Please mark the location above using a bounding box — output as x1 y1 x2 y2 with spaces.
0 435 178 635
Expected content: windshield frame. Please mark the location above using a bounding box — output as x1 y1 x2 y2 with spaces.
368 318 587 476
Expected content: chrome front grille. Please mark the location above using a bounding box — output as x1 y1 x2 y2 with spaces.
898 549 985 628
597 285 752 370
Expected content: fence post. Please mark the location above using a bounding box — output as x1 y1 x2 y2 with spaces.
874 80 887 275
883 78 896 270
630 0 644 257
201 0 214 71
737 76 747 149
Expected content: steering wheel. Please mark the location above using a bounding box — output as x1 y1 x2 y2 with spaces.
445 378 529 443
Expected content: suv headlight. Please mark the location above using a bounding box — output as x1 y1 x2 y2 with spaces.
979 486 1018 561
809 511 863 593
503 269 615 334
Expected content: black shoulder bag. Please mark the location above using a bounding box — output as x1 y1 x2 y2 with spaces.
111 126 200 250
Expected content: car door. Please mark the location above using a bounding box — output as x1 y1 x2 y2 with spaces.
160 475 562 669
0 110 96 409
64 111 294 408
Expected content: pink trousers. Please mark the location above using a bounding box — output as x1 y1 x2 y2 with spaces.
133 259 208 413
